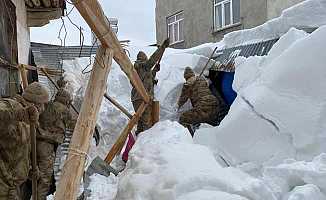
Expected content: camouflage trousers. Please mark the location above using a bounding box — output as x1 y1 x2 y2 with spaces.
132 100 153 135
37 141 55 200
179 106 218 128
0 178 19 200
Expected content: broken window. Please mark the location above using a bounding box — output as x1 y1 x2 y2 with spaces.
167 12 184 44
213 0 240 30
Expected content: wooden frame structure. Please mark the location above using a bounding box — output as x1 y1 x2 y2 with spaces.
54 1 152 199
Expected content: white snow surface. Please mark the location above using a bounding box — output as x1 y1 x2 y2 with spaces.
115 121 275 200
223 0 326 47
61 2 326 198
196 26 326 170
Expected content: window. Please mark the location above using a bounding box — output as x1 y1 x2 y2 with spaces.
213 0 240 30
0 0 18 97
167 12 184 44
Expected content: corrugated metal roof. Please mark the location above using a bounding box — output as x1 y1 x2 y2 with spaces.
31 42 98 70
31 42 98 100
213 38 279 72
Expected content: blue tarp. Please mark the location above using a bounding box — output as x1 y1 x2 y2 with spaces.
220 72 237 106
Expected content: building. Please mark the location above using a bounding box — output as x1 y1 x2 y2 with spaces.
155 0 305 49
0 0 65 97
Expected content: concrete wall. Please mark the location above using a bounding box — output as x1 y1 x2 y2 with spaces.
156 0 269 49
11 0 30 64
267 0 305 19
241 0 267 29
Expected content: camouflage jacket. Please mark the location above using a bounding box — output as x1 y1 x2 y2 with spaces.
38 101 74 145
178 76 222 109
0 96 31 190
131 46 166 102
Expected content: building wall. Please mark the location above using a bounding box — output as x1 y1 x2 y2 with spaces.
267 0 305 19
156 0 269 49
11 0 30 64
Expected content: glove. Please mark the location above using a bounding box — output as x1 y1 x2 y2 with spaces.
27 105 39 123
162 38 170 48
154 79 158 85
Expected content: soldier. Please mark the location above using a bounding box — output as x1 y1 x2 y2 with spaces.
177 67 226 136
131 38 169 135
36 88 75 200
0 82 49 200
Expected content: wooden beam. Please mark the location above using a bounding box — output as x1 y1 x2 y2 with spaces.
104 102 147 164
152 101 160 125
104 93 132 119
54 47 113 200
18 65 29 90
72 0 150 103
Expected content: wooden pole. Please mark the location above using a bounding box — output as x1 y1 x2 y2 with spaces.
152 101 160 125
30 122 38 200
19 64 29 90
72 0 150 103
104 102 147 164
104 93 132 119
55 47 113 200
199 46 219 77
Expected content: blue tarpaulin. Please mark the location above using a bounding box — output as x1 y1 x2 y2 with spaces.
220 72 237 106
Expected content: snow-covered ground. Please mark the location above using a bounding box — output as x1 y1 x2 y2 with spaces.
57 0 326 199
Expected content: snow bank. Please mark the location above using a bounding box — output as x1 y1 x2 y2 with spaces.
223 0 326 47
196 25 326 169
283 184 326 200
116 121 275 200
87 174 118 200
263 154 326 199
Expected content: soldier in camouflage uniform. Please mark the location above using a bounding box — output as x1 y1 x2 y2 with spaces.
177 67 226 136
131 38 169 135
36 88 75 200
0 82 49 200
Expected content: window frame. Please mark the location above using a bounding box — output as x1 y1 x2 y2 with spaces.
166 11 184 45
213 0 234 30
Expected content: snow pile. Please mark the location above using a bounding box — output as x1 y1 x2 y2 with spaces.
263 153 326 199
284 184 326 200
115 121 275 200
223 0 326 47
87 174 118 200
62 44 216 160
196 25 326 170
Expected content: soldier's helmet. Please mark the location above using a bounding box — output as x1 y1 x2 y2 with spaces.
22 82 49 104
184 67 195 80
55 88 72 106
137 51 148 61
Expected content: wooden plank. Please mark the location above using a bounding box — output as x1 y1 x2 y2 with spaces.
104 93 132 119
54 47 113 200
72 0 150 103
152 100 160 125
18 65 28 90
104 102 147 164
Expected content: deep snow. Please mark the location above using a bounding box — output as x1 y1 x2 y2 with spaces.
57 1 326 199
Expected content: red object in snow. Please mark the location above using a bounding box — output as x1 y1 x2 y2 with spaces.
122 133 135 163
